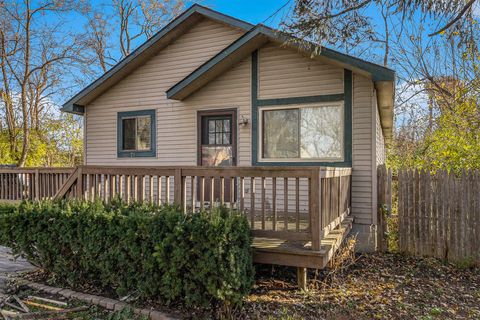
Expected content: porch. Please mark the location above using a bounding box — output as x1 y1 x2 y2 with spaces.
0 166 352 287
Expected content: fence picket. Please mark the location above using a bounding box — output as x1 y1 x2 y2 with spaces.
378 168 479 265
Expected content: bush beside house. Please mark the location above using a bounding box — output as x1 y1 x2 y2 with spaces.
0 200 254 307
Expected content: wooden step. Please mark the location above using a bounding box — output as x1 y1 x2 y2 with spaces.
252 216 354 269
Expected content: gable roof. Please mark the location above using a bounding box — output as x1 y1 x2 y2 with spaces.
62 4 395 142
165 24 395 142
61 4 252 114
166 24 395 100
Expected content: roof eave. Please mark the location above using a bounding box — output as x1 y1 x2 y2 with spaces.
61 104 85 115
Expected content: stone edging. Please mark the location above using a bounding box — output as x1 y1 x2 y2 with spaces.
12 278 177 320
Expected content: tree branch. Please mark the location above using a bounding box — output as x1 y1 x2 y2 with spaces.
428 0 476 36
320 0 372 19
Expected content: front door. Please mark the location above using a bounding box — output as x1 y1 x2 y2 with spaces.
198 110 237 203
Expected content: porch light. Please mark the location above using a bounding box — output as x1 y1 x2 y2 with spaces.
239 115 249 127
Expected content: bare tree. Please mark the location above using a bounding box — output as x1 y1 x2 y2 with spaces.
0 0 86 166
83 0 185 73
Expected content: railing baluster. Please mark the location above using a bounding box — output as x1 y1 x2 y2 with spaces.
220 177 225 205
182 176 187 214
229 177 234 212
240 177 244 212
200 176 205 210
191 176 196 212
296 177 300 231
210 177 215 206
250 177 255 229
157 176 162 205
284 177 288 231
149 175 154 203
166 176 170 204
261 177 266 230
272 177 277 231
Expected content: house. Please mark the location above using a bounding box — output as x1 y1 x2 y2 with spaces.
61 4 394 256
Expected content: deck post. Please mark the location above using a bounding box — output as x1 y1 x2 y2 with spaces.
174 168 183 207
76 167 83 200
297 267 307 291
34 169 40 201
309 168 322 251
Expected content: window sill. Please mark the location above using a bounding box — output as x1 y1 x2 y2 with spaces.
117 151 156 158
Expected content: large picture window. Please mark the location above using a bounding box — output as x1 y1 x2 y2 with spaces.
261 103 343 161
117 110 156 157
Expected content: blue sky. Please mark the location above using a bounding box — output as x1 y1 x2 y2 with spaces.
199 0 289 26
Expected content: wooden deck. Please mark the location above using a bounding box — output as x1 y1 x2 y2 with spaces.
253 216 353 269
0 165 353 287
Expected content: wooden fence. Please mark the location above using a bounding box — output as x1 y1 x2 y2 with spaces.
378 166 480 265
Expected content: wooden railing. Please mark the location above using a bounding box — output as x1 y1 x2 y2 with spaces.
0 168 74 201
53 165 352 249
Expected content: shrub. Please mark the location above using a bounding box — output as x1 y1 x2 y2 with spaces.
0 200 254 307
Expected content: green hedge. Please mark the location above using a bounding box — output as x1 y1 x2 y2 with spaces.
0 200 254 307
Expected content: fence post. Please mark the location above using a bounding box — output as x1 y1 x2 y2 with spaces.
309 168 321 251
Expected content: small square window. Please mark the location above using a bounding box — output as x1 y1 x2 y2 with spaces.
118 110 156 158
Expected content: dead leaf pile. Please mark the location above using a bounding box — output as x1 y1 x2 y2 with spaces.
239 253 480 319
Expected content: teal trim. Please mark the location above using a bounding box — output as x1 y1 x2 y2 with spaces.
251 50 259 165
117 109 156 158
251 50 352 167
343 69 353 166
257 94 344 106
62 4 253 114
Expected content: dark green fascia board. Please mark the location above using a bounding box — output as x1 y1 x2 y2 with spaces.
117 109 157 158
166 26 266 100
60 104 85 115
62 4 254 114
251 50 353 167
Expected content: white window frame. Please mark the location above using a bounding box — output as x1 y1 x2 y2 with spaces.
258 101 345 162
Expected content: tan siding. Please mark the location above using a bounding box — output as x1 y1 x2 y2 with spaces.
352 74 374 225
85 18 244 165
85 27 376 227
258 43 344 99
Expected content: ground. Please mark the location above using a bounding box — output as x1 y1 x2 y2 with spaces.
2 246 479 319
241 253 480 320
0 246 35 294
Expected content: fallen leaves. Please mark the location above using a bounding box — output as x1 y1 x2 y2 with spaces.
240 253 480 319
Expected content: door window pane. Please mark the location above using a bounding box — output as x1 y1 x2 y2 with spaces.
300 106 342 158
263 109 299 158
201 146 233 166
122 118 136 150
204 117 232 145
